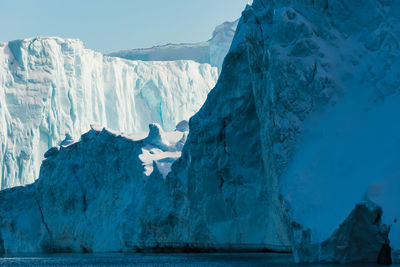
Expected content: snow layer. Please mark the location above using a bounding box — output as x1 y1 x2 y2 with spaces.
0 124 186 253
108 20 238 72
0 37 217 189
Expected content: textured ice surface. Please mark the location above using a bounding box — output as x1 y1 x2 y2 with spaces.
108 20 238 72
0 37 217 189
167 0 400 263
269 0 400 262
0 0 399 262
0 124 186 253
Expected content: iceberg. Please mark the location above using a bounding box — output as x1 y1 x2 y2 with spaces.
167 0 400 262
0 37 217 189
0 124 186 253
107 20 238 72
0 0 399 263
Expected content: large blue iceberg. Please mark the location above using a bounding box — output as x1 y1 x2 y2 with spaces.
0 0 399 264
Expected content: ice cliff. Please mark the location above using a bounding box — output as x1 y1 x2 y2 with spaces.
0 124 186 253
0 0 399 264
107 20 238 72
167 0 400 263
0 37 217 189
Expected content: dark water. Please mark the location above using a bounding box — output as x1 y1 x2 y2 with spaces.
0 253 398 267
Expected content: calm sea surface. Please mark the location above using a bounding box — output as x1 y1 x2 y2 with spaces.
0 253 398 267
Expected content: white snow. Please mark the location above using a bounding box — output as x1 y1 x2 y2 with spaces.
138 123 187 178
0 37 217 189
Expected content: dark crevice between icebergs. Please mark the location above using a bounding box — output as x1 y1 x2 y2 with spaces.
70 163 88 212
0 231 4 255
218 173 224 191
375 212 392 265
219 118 232 155
217 118 232 191
310 62 317 84
34 197 54 253
377 244 392 265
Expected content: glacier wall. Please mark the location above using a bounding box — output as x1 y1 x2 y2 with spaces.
108 20 238 72
0 37 217 189
167 0 400 262
0 0 399 263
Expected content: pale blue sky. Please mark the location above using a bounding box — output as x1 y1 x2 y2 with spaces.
0 0 250 53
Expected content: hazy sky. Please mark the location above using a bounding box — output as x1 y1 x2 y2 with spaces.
0 0 250 53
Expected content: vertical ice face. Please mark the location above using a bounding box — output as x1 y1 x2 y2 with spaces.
0 37 218 189
167 0 400 261
107 20 239 73
0 0 399 261
0 126 188 254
